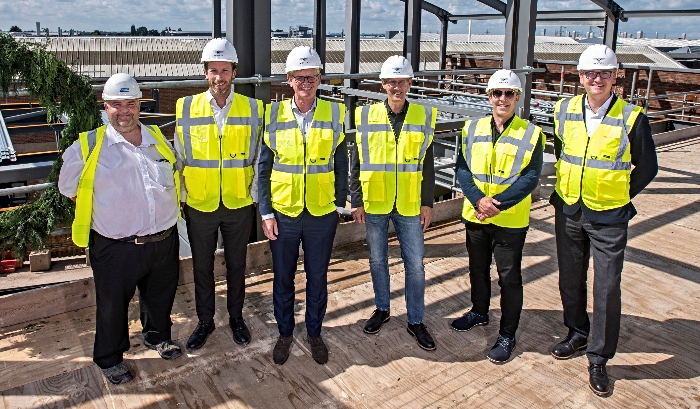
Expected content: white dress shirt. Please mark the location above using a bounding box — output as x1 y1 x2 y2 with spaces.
174 90 260 203
584 93 615 138
261 97 343 220
58 123 178 239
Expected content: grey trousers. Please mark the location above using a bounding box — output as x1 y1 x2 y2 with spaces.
554 208 628 365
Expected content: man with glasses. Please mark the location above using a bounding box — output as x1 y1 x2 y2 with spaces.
258 46 348 366
350 55 437 351
450 69 544 363
550 44 657 396
174 38 264 351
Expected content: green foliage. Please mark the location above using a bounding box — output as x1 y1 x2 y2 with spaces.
9 26 22 33
0 33 101 259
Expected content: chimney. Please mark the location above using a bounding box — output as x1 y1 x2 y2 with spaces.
36 22 40 36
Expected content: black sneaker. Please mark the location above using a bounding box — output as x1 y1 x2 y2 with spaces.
363 309 390 334
186 321 215 351
487 335 516 363
450 310 489 332
407 323 436 351
101 362 133 385
144 339 182 360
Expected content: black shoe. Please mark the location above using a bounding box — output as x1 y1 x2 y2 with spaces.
306 335 329 364
101 362 133 385
588 363 611 396
186 321 215 351
273 335 293 365
450 310 489 332
144 339 182 360
407 323 436 351
551 333 588 360
487 335 517 363
230 317 251 345
363 309 390 334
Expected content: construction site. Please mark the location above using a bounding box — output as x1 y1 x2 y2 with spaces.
1 0 700 407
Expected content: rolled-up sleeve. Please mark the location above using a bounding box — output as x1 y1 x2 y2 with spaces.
173 130 188 202
57 142 85 199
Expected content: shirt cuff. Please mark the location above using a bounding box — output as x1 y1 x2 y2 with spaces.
336 206 345 214
261 213 275 221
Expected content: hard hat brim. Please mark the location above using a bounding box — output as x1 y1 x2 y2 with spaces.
102 93 143 101
576 64 619 71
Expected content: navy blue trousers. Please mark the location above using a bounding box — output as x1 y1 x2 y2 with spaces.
270 210 338 338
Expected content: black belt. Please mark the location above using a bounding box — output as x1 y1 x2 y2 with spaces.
116 226 175 245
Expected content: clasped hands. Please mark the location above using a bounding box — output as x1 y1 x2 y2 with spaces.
475 196 500 221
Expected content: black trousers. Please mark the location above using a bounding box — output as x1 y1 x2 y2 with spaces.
555 208 627 365
270 210 338 338
89 227 179 369
184 203 253 323
465 222 526 339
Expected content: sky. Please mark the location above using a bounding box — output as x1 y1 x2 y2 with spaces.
1 0 698 40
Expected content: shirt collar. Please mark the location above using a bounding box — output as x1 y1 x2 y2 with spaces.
105 122 155 147
584 92 614 116
291 97 317 116
384 99 410 115
205 89 233 107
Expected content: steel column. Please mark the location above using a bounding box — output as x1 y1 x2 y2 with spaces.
403 0 422 73
344 0 361 130
254 0 271 102
227 0 270 100
314 0 327 72
503 0 538 118
602 12 618 50
213 0 222 38
439 17 448 71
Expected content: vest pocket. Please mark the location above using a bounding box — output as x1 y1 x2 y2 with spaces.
270 171 294 207
594 171 629 201
222 168 251 199
317 172 335 206
408 172 422 202
359 172 385 202
182 167 207 201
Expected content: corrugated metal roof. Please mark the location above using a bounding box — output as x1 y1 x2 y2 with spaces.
617 37 700 48
397 33 579 45
17 36 686 78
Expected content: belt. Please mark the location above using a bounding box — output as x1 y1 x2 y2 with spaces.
117 226 175 245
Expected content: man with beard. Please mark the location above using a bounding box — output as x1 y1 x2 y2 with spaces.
258 46 348 366
59 73 182 384
174 38 264 351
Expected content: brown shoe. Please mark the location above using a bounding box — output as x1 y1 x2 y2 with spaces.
273 335 293 365
307 335 328 365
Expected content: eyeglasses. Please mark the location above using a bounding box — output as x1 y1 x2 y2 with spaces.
383 79 410 88
582 71 614 80
489 89 518 99
289 74 319 84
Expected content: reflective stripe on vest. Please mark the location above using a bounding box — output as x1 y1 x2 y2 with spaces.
554 95 641 210
355 102 436 216
460 115 542 228
263 98 345 217
72 124 180 247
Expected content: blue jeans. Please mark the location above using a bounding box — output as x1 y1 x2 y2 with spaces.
365 211 426 324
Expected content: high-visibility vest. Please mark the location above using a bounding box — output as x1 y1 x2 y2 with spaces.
71 124 180 247
461 115 544 228
175 92 263 212
354 103 436 216
263 98 345 217
553 95 643 211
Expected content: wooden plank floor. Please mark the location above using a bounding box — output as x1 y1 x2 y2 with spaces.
2 136 700 408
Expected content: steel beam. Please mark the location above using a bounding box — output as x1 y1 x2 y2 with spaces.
213 0 222 38
403 0 422 74
399 0 456 71
624 9 700 18
227 0 270 100
603 12 619 50
314 0 327 72
254 0 271 102
503 0 538 119
477 0 507 15
344 0 361 130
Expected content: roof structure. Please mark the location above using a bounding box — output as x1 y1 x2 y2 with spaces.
0 110 17 163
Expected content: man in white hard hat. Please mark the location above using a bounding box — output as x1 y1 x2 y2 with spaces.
58 73 182 384
450 69 544 363
550 44 657 396
258 45 347 365
174 38 263 351
349 55 437 351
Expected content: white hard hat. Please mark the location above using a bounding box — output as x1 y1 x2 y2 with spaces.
102 73 142 101
380 55 413 79
201 38 238 64
486 69 522 93
285 46 323 73
577 44 618 71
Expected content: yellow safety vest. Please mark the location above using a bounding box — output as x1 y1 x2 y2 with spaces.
553 95 643 211
71 124 180 247
461 115 544 228
355 102 436 216
263 98 345 218
175 92 263 212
